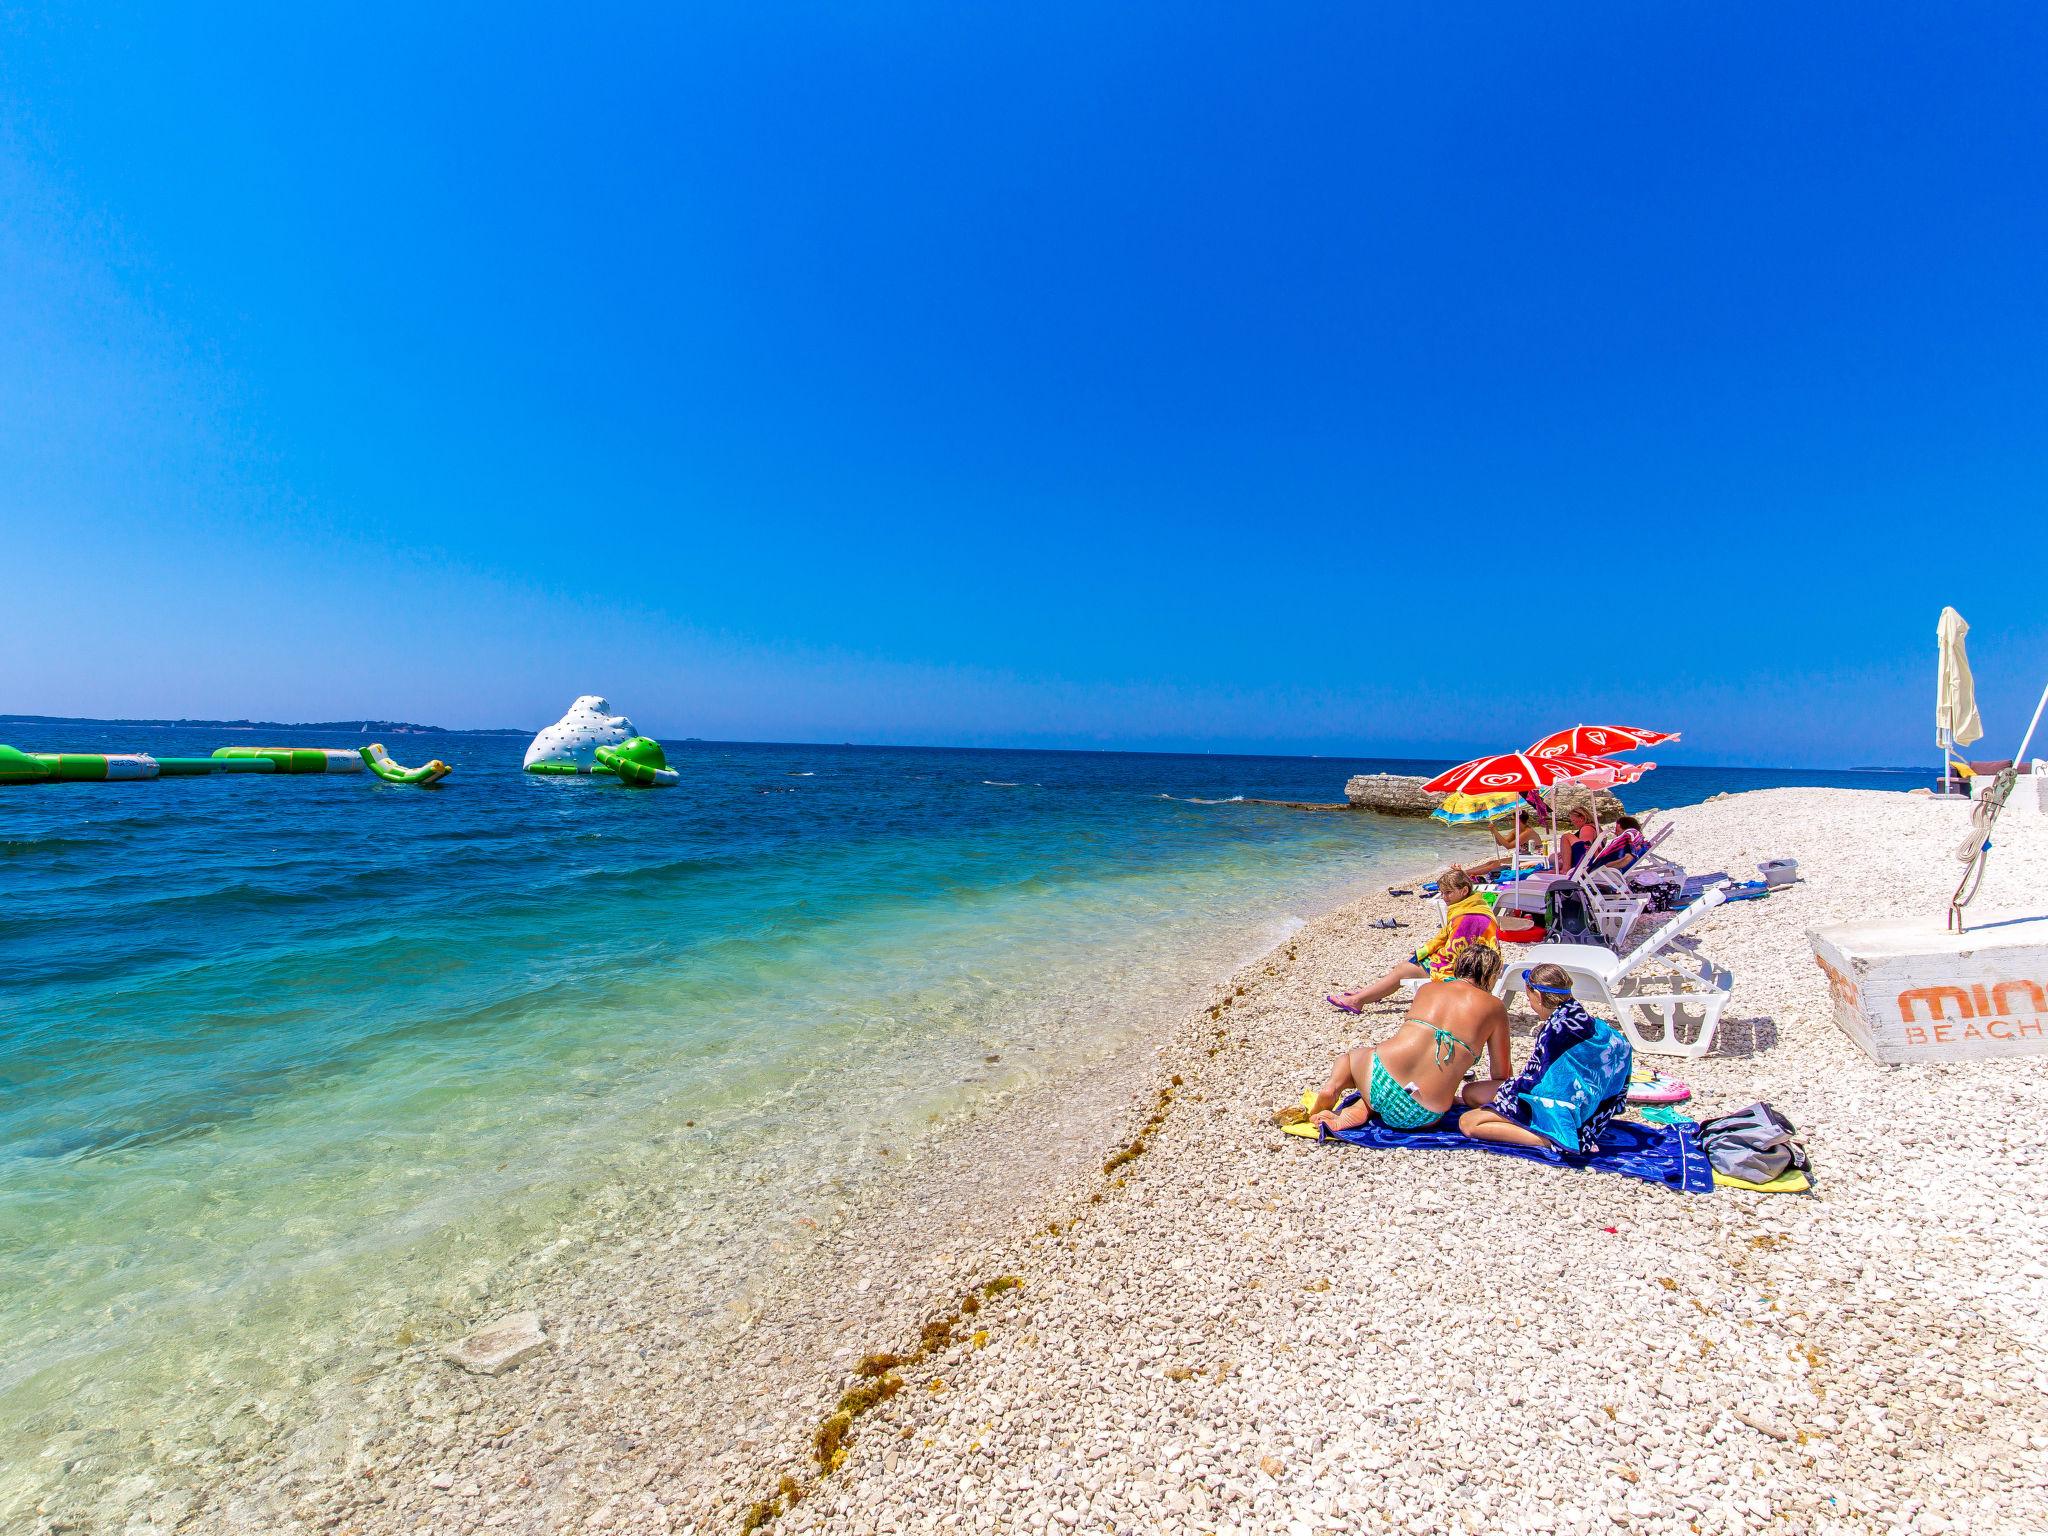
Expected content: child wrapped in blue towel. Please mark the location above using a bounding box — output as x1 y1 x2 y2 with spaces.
1457 962 1632 1152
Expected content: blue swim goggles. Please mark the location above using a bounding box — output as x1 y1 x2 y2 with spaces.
1522 970 1575 998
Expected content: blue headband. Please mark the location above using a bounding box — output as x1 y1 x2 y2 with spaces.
1523 969 1575 998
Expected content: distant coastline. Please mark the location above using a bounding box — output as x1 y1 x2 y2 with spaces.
0 714 528 736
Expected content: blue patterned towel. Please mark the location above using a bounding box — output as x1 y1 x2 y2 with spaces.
1308 1094 1714 1193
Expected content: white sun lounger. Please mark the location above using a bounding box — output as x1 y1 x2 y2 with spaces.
1497 884 1734 1059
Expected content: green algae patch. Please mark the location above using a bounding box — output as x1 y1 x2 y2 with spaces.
814 1409 854 1470
835 1374 902 1419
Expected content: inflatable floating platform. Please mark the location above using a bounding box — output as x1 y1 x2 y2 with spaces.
0 747 287 782
523 697 678 786
211 747 363 773
360 743 451 785
0 741 445 785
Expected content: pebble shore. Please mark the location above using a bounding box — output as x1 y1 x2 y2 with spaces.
49 789 2048 1535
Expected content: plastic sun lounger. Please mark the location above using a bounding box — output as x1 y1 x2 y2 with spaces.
1498 884 1734 1059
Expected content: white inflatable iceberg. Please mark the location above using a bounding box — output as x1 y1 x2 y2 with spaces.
523 695 635 774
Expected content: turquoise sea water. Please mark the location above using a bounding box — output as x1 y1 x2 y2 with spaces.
0 728 1920 1512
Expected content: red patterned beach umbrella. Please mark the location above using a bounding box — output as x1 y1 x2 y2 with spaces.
1422 751 1624 797
1526 724 1678 759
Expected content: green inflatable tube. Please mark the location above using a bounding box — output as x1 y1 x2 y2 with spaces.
30 752 160 782
359 743 451 785
593 736 679 787
211 746 364 774
0 745 50 783
1 746 277 782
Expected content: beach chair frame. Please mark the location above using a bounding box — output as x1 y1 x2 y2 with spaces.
1498 885 1734 1059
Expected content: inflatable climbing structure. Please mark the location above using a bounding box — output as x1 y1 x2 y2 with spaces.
524 697 679 786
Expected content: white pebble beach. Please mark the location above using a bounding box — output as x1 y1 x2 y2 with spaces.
101 788 2048 1536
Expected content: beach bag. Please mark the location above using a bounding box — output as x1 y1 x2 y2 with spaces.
1696 1102 1809 1183
1634 867 1683 913
1543 881 1602 947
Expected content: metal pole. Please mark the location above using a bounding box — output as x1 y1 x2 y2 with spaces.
2013 677 2048 768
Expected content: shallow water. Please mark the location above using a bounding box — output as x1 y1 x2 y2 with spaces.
0 728 1919 1511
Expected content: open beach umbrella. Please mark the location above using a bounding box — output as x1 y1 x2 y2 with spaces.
1423 751 1630 797
1426 752 1651 877
1527 724 1678 759
1430 790 1524 826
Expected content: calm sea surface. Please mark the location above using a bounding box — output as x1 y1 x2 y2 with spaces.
0 725 1920 1506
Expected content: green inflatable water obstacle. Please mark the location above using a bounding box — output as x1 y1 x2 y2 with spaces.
28 752 161 781
0 745 51 782
2 740 447 786
593 736 679 787
359 743 451 785
211 747 364 774
0 745 284 783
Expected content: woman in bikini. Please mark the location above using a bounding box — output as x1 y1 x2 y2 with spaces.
1295 945 1512 1133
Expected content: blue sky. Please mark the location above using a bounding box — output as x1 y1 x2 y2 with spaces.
3 4 2044 765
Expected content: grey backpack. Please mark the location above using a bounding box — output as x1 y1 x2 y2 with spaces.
1696 1102 1809 1183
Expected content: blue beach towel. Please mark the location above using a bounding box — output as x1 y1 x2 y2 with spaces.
1489 1002 1633 1153
1302 1094 1714 1193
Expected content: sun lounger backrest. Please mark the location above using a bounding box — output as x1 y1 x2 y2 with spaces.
1584 832 1628 869
1613 823 1676 879
1587 822 1669 877
1618 883 1728 973
1605 822 1672 874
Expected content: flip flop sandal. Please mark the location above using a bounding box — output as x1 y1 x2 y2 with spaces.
1637 1103 1697 1126
1626 1067 1692 1105
1326 995 1362 1014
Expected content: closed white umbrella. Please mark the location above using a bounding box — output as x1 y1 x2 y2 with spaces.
1937 607 1983 794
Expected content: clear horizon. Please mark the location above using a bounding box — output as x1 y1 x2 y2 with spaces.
6 5 2046 769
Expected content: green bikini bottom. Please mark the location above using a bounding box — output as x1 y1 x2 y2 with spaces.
1368 1054 1443 1130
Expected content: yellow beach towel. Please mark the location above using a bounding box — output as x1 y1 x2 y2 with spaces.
1711 1167 1812 1194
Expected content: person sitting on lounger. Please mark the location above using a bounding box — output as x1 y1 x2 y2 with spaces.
1327 868 1499 1013
1553 798 1602 873
1454 962 1632 1151
1292 945 1512 1134
1457 817 1549 882
1584 814 1645 873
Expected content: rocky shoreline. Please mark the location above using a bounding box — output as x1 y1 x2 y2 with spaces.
41 788 2048 1536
